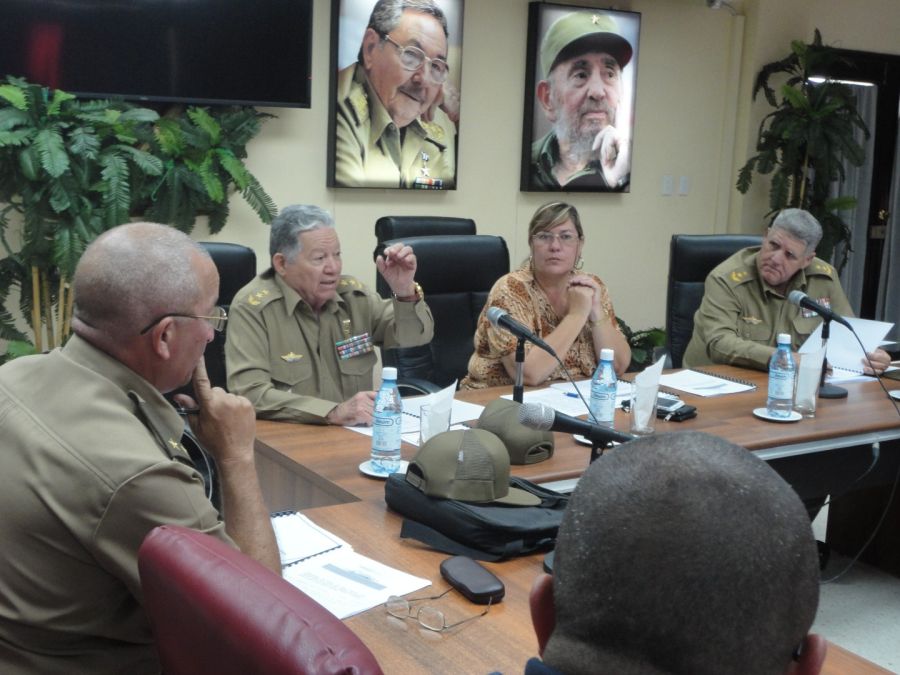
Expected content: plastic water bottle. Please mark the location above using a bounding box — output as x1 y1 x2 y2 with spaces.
589 348 617 428
766 333 796 418
371 366 402 474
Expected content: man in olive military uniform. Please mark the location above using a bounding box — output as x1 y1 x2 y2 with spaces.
529 11 633 191
225 204 434 426
333 0 457 189
0 223 278 674
684 209 890 374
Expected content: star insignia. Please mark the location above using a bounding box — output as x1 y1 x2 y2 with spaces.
247 289 269 306
592 14 602 25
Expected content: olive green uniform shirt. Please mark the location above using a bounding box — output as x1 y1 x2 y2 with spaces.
530 132 616 190
0 335 231 674
225 272 434 424
683 246 853 371
334 63 456 189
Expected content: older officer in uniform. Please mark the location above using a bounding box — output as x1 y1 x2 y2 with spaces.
0 223 278 674
684 208 890 374
529 11 633 191
334 0 457 189
225 204 434 426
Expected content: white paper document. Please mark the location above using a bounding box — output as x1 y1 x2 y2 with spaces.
799 317 893 375
344 381 485 438
659 369 755 396
500 380 632 416
273 511 429 619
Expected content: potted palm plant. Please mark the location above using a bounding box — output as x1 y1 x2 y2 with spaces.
0 77 276 361
736 29 869 268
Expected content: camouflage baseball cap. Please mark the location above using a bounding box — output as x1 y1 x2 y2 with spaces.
477 399 554 465
540 11 633 78
405 428 542 506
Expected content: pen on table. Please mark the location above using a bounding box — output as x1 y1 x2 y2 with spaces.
563 391 579 398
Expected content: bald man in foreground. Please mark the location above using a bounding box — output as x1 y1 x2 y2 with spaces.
528 431 825 675
0 223 278 674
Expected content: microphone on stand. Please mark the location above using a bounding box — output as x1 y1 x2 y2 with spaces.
787 291 852 329
518 402 634 446
486 307 557 358
787 291 848 399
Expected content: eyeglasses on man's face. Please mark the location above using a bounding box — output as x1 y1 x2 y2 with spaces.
382 34 449 84
532 231 580 246
385 587 491 632
139 306 228 335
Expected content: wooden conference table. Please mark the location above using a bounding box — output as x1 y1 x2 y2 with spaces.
253 366 900 674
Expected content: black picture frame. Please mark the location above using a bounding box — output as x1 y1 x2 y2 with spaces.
520 2 641 192
327 0 465 190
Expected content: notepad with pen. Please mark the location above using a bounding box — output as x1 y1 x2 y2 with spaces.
659 369 756 397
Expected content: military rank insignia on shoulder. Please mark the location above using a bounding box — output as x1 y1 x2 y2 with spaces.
246 289 270 307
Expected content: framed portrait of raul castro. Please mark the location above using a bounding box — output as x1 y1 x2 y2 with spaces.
327 0 465 190
521 2 641 193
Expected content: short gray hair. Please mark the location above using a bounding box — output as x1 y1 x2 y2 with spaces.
357 0 448 61
269 204 335 261
73 222 210 337
770 208 823 254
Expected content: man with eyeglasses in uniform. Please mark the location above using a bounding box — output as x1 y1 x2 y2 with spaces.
529 10 633 191
334 0 458 189
0 222 279 673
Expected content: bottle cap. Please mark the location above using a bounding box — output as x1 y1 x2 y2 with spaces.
382 366 398 380
600 348 615 361
776 333 791 345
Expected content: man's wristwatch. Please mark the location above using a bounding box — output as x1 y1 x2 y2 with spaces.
393 282 424 302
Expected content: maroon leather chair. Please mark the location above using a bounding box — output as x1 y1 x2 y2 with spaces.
138 525 383 675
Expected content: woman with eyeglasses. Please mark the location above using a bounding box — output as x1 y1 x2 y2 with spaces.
462 202 630 389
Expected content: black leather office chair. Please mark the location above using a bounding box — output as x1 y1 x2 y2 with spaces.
199 242 257 390
374 215 476 242
375 235 509 389
665 234 762 368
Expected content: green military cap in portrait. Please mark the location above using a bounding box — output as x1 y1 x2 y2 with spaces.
540 11 633 78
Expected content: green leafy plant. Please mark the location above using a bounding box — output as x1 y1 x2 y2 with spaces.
617 318 666 372
0 77 163 353
134 106 277 233
736 29 869 269
0 77 277 361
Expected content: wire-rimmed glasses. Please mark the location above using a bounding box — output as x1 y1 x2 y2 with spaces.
385 587 491 632
139 306 228 335
532 231 580 246
382 34 449 84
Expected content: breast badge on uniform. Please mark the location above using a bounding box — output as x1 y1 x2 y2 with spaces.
802 297 832 319
280 352 304 363
247 289 270 306
741 315 762 325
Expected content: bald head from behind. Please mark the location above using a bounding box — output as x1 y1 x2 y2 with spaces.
530 431 824 675
72 222 218 391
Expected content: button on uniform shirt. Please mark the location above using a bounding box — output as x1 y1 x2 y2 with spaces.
683 246 853 371
225 271 434 424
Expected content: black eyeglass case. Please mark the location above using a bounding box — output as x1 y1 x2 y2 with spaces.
440 555 505 605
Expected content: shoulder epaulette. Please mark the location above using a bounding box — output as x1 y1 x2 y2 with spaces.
242 287 277 309
337 276 367 295
348 87 368 127
808 260 835 278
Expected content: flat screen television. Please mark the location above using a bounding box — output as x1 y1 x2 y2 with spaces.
0 0 313 108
